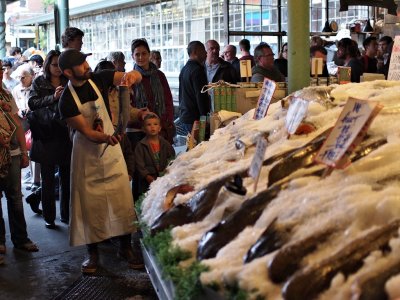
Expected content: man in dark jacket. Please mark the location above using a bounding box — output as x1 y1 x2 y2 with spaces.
178 41 210 134
223 44 241 82
205 40 238 84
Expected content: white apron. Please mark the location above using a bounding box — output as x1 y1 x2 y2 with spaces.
68 79 135 246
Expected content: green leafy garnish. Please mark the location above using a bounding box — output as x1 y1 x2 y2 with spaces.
143 229 209 300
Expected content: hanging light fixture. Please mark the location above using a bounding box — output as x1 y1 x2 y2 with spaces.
321 0 332 32
363 19 374 33
322 20 332 32
363 6 374 33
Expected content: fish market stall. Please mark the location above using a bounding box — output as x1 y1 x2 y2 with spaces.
139 80 400 300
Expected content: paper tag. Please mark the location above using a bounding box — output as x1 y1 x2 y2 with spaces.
248 136 268 191
285 97 309 134
311 58 323 75
337 66 351 84
388 35 400 81
240 60 252 78
315 98 383 168
253 78 276 120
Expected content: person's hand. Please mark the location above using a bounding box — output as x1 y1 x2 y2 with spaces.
20 153 29 168
121 70 142 87
106 134 120 146
54 86 64 100
115 134 122 142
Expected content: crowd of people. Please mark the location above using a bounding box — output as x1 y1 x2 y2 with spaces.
0 26 395 272
0 27 176 272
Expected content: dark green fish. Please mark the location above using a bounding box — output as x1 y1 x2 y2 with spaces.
150 179 226 235
268 226 337 283
268 133 328 187
244 218 291 263
197 184 281 260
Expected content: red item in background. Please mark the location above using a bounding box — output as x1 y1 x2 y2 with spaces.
25 129 32 151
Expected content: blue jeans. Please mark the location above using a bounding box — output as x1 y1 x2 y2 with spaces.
0 155 32 247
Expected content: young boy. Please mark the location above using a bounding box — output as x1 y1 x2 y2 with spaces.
134 113 175 196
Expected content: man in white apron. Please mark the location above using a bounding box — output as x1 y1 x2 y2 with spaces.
58 49 143 274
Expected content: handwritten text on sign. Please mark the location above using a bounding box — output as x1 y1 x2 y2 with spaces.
253 78 276 120
315 98 382 168
285 97 310 135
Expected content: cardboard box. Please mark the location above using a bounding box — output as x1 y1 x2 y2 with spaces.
234 85 287 115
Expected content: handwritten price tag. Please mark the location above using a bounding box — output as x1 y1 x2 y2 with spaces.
285 97 309 135
248 136 268 192
253 78 276 120
315 98 383 168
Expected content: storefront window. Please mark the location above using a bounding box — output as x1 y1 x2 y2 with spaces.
44 0 374 103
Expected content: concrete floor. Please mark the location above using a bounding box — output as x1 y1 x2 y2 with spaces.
0 169 157 300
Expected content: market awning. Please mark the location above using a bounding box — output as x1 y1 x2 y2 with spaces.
340 0 398 15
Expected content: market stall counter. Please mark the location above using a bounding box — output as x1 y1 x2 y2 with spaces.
139 80 400 300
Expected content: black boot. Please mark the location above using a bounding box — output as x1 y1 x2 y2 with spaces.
25 188 42 214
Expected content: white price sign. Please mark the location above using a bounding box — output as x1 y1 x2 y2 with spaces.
248 136 268 192
285 97 309 135
253 78 276 120
315 98 382 168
